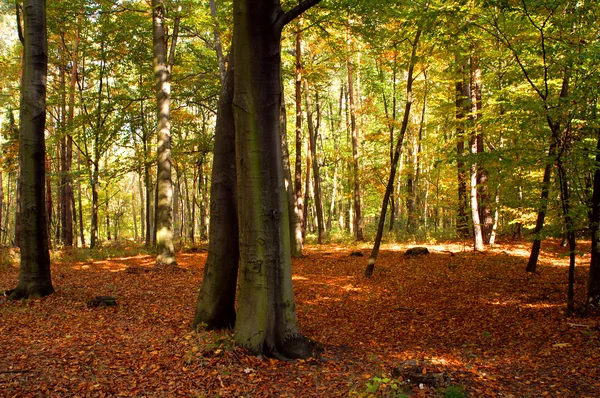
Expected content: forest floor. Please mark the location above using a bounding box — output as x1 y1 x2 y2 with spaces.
1 239 600 397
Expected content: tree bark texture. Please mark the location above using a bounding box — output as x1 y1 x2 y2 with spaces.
588 126 600 304
11 0 54 300
153 0 177 266
469 56 484 251
193 64 239 330
231 0 320 359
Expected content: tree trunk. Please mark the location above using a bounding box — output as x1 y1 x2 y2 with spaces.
526 72 571 272
558 158 576 314
14 172 21 248
304 82 325 243
471 53 492 244
366 27 422 278
77 149 85 246
0 172 3 244
90 160 99 249
10 0 54 300
280 79 303 257
303 129 312 235
208 0 226 84
193 62 239 330
231 0 319 359
153 0 177 266
456 61 469 239
64 17 79 247
469 56 484 251
347 23 363 241
588 125 600 305
45 153 52 249
105 197 111 241
293 21 305 243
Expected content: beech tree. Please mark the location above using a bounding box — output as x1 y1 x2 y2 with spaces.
152 0 178 267
10 0 54 299
194 0 322 359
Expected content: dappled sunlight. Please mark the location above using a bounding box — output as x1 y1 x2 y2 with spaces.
480 298 560 310
2 242 599 397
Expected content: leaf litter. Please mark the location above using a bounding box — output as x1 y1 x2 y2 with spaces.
1 240 599 397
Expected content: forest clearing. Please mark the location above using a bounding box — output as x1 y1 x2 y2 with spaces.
2 240 599 397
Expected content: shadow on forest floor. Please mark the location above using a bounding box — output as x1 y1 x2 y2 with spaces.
1 239 599 397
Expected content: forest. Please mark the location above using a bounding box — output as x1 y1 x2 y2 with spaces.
1 0 600 396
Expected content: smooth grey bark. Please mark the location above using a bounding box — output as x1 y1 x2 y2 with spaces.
10 0 54 300
232 0 321 359
193 64 239 330
153 0 177 266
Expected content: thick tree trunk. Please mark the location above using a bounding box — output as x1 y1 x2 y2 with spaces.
588 126 600 305
231 0 319 359
153 0 177 266
10 0 54 300
193 64 239 330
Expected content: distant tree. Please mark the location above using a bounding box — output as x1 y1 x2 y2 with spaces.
152 0 178 267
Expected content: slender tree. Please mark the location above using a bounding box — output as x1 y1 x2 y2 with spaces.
346 20 363 241
366 25 423 278
152 0 178 266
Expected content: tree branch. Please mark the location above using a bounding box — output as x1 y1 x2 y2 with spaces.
276 0 322 31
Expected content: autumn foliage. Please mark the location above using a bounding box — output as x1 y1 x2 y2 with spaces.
1 240 600 396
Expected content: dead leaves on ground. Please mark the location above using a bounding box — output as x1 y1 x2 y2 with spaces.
1 240 600 396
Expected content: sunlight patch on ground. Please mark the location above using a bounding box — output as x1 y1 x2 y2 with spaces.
480 298 559 310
